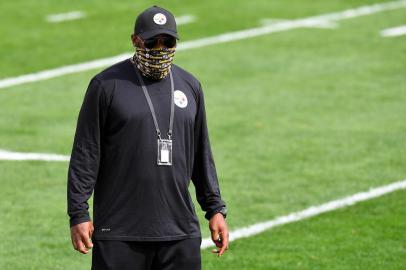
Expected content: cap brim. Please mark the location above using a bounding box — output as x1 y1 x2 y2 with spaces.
138 29 180 40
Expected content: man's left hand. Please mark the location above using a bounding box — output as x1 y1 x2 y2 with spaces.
209 213 229 257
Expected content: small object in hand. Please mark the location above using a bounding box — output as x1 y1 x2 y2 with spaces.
217 232 223 242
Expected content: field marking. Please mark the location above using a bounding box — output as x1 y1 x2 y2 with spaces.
201 179 406 249
0 0 405 89
0 149 70 162
260 18 289 25
260 18 338 29
46 11 86 23
380 25 406 37
175 15 196 25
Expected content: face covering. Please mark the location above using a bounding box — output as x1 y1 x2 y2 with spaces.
132 46 176 80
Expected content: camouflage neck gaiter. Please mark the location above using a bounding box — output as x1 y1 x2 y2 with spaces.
132 47 176 80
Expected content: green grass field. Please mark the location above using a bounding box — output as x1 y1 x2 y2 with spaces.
0 0 405 269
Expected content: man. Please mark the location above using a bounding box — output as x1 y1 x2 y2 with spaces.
67 5 229 270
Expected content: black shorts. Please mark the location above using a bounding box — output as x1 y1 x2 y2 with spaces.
91 237 202 270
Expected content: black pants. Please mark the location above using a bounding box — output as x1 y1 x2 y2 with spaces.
91 237 202 270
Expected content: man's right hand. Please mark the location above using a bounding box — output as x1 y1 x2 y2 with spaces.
70 221 94 254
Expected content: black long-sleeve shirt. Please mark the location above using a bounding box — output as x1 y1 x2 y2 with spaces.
67 59 226 241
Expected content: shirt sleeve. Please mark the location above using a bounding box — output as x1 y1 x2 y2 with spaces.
191 83 227 221
67 77 108 227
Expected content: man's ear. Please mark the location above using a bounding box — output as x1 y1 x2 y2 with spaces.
131 34 142 47
130 34 135 47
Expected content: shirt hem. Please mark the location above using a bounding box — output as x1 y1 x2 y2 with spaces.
92 233 202 242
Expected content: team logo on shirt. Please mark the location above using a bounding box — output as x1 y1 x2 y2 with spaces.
153 13 167 25
174 90 188 108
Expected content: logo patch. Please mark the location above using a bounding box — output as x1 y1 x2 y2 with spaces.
174 90 188 108
153 13 167 25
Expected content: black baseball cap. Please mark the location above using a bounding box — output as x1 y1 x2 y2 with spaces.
134 6 179 40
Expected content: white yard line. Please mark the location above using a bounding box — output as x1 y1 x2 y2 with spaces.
201 179 406 249
175 15 196 25
1 0 405 89
46 11 86 23
260 18 290 25
0 149 70 162
260 18 338 29
0 53 132 90
380 25 406 37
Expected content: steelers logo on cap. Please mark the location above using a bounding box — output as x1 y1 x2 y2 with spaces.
153 13 167 25
174 90 188 108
